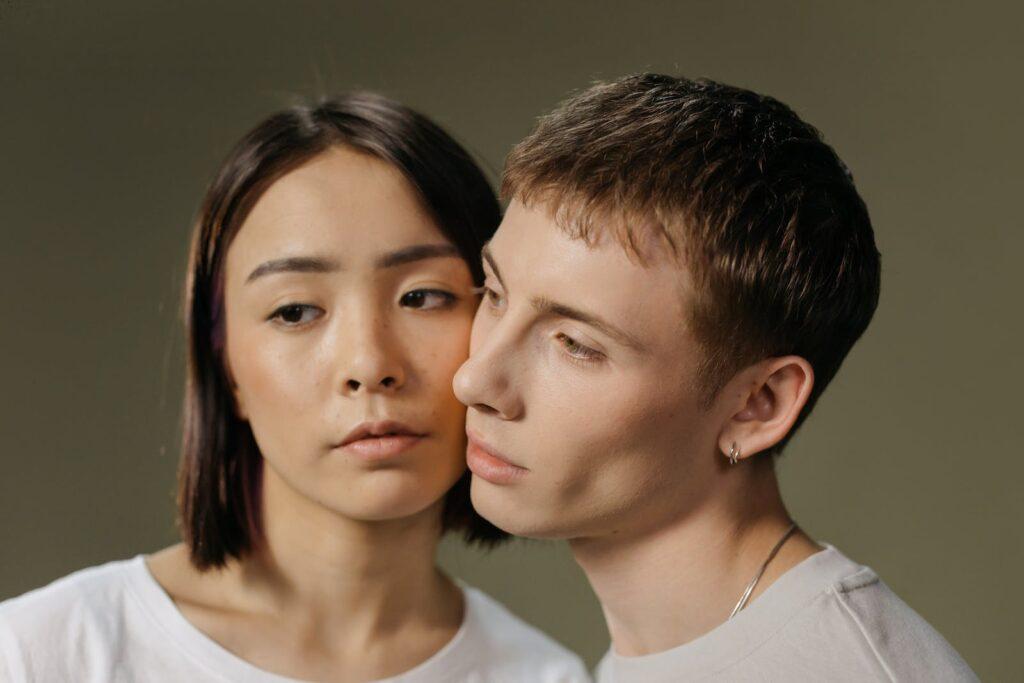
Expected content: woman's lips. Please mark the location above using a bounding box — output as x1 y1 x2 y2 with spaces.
466 433 528 485
335 420 427 462
340 434 426 461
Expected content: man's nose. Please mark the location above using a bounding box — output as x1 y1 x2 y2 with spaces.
453 324 523 420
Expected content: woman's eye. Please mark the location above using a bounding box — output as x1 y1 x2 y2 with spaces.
556 333 602 363
400 289 456 310
269 304 322 326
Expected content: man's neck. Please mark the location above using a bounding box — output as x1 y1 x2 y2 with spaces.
570 461 822 657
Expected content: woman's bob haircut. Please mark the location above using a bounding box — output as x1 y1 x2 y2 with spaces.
179 92 507 570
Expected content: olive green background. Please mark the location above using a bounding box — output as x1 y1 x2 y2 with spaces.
1 1 1020 679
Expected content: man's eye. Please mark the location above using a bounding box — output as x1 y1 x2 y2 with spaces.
474 285 506 310
556 333 602 363
269 304 322 326
400 289 456 310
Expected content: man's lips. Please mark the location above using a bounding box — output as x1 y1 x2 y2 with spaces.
466 431 528 485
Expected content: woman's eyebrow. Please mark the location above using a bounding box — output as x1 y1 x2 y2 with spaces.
374 243 460 268
246 256 339 283
245 244 460 284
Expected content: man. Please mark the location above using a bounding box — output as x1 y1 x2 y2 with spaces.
454 74 975 681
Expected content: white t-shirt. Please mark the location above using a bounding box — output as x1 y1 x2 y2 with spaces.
0 556 591 683
595 544 976 682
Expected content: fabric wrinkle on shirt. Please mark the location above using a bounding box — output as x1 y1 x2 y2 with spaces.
595 544 977 683
0 555 591 683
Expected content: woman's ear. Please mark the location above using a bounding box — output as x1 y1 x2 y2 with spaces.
717 356 814 462
231 383 248 421
221 350 248 421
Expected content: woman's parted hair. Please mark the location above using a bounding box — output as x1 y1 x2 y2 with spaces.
504 74 881 454
180 92 506 570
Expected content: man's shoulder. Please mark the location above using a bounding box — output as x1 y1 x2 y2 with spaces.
821 564 977 681
594 547 975 683
771 547 977 681
461 585 592 681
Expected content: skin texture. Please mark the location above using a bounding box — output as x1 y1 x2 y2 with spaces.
148 147 479 681
454 199 823 656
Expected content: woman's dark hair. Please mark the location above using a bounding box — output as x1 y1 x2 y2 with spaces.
179 92 506 570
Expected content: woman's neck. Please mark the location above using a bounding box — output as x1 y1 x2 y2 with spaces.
241 462 455 632
148 460 463 679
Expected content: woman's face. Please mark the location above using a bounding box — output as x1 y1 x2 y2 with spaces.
221 146 477 522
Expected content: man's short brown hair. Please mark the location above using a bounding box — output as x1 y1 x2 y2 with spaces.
503 74 880 452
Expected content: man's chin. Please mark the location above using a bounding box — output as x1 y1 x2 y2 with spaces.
468 474 568 540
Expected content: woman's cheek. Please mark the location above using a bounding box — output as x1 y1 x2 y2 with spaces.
409 317 472 382
234 336 320 422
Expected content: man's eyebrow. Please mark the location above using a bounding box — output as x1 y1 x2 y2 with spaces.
532 296 646 352
375 243 460 269
482 243 643 351
481 243 505 288
246 256 340 283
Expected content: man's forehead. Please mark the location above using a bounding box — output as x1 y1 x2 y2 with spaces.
494 200 686 282
489 200 690 333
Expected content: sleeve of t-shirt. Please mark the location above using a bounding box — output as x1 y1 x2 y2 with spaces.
835 579 979 681
543 655 594 683
0 611 29 683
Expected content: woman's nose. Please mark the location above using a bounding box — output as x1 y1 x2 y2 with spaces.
341 371 402 395
336 315 406 397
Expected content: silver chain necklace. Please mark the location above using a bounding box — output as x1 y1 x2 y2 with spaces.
728 522 798 620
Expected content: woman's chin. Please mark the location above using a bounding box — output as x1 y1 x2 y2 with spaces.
315 474 455 525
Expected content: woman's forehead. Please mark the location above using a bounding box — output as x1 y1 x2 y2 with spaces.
225 151 444 277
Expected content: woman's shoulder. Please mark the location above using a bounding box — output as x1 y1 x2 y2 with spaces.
0 555 146 680
458 584 592 682
0 555 141 625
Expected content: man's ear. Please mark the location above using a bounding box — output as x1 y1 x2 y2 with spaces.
717 356 814 462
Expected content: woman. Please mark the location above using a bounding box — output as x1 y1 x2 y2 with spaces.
0 93 590 682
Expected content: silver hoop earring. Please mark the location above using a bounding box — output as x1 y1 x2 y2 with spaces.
728 442 741 465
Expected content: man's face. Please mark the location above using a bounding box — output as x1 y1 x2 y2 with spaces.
453 199 725 540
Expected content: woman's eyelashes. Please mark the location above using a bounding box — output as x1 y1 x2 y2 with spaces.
399 288 457 311
268 303 324 327
267 288 457 328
